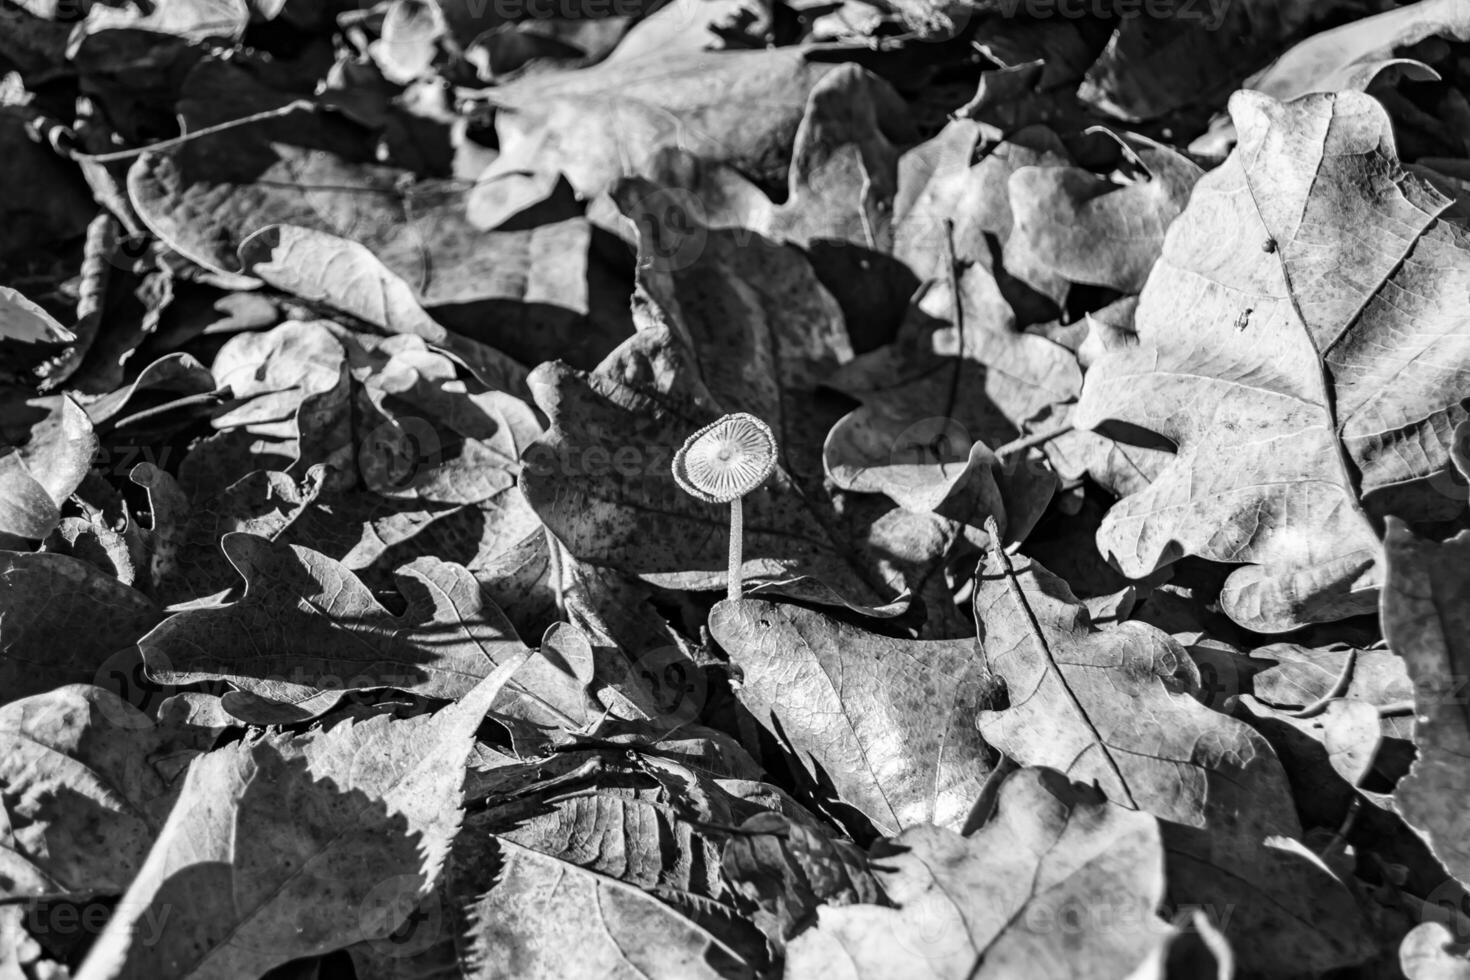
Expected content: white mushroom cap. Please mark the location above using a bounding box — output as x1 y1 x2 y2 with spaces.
672 413 777 503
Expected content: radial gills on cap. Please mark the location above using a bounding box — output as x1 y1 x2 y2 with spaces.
672 412 777 504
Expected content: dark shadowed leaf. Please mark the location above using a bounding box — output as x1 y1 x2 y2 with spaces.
137 533 532 718
721 812 879 946
0 552 162 707
0 685 217 901
72 652 531 980
1384 519 1470 886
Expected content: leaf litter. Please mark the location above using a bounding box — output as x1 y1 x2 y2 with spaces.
4 1 1470 978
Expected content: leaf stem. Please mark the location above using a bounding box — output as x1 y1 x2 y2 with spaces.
940 218 965 425
1285 648 1355 718
983 516 1138 810
996 423 1074 459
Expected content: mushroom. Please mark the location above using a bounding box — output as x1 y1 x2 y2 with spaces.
672 412 778 601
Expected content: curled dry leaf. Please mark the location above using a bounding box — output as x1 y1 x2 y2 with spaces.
1193 0 1470 156
0 396 97 545
0 284 73 346
1402 922 1470 980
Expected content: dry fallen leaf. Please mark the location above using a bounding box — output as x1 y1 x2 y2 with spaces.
972 543 1296 829
137 533 533 719
708 597 996 835
1077 89 1470 632
0 551 161 706
0 685 216 901
785 767 1171 980
72 650 532 980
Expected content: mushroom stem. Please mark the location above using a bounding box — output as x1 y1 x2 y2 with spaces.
727 496 744 602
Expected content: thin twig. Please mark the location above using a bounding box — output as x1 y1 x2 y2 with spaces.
74 100 314 164
105 387 234 431
940 218 965 426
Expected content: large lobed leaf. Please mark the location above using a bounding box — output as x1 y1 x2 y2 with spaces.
138 533 533 719
1077 90 1470 632
785 767 1170 980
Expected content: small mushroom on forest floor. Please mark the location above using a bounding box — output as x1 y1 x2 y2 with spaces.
672 412 778 601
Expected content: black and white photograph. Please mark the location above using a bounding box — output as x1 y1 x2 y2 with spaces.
2 0 1469 976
